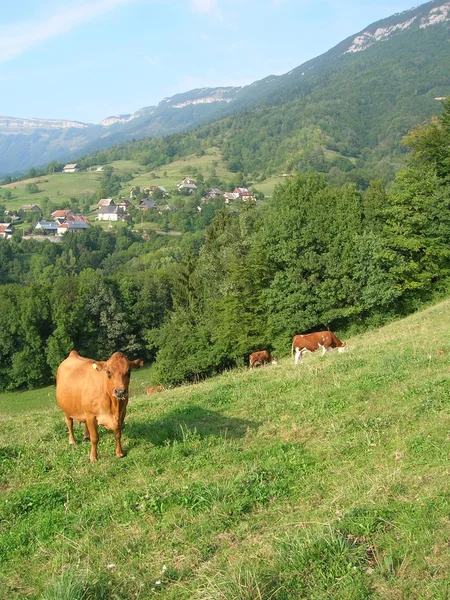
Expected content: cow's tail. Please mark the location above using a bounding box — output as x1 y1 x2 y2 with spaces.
291 340 294 357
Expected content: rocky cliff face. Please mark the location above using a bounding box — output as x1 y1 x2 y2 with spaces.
345 1 450 53
0 116 88 134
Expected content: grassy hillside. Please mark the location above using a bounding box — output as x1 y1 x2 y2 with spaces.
0 171 104 212
2 299 450 598
0 149 269 214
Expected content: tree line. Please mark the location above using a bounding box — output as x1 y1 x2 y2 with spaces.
0 101 449 391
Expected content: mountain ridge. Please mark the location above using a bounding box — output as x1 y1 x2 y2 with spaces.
0 0 449 176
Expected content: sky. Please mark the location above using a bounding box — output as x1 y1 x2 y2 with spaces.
0 0 422 124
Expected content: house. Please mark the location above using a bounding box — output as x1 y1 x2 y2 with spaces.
233 187 255 201
0 223 13 239
138 199 159 211
62 163 79 173
223 192 240 204
203 188 222 201
51 209 73 224
145 185 169 197
177 177 197 193
34 220 58 235
117 199 132 212
57 221 89 235
178 183 197 194
98 198 114 208
97 205 121 222
65 214 90 224
19 204 42 214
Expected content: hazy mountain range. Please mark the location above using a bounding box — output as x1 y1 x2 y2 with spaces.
1 0 449 177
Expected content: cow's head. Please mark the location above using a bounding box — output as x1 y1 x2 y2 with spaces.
92 352 144 399
337 342 347 353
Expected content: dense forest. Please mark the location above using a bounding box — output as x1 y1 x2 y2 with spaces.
0 100 449 392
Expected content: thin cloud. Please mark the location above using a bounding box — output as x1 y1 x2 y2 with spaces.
145 55 162 69
189 0 220 15
0 0 136 64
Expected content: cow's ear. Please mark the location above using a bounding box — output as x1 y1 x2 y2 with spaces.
92 361 107 372
130 359 144 370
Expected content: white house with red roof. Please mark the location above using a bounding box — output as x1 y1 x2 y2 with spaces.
0 223 13 239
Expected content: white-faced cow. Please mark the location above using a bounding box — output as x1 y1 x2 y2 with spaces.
291 330 346 364
56 350 143 462
249 350 278 369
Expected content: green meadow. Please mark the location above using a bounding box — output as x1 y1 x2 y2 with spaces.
2 298 450 598
0 172 104 211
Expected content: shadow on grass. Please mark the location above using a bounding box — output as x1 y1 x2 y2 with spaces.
125 405 259 446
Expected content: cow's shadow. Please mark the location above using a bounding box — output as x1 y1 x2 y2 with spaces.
124 405 259 447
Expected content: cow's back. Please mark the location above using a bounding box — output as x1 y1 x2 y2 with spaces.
56 351 101 419
292 331 334 351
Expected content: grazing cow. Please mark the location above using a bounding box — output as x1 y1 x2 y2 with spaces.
56 350 143 462
249 350 277 369
292 330 346 364
145 385 165 395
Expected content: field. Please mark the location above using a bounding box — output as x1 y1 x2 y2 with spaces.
0 172 104 211
0 149 275 215
2 299 450 599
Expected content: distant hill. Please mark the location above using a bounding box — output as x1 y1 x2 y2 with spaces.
1 0 449 177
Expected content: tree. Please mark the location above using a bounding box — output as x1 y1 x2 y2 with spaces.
403 99 450 182
383 165 450 305
258 174 395 348
25 183 39 194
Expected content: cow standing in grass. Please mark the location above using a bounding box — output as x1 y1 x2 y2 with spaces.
292 331 346 364
56 350 143 462
249 350 277 369
146 385 165 394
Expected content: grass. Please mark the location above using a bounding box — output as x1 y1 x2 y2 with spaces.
3 299 450 598
0 148 276 214
0 172 103 211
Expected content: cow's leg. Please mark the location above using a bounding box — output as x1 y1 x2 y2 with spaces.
319 344 327 356
65 415 76 445
114 406 127 458
85 416 99 462
83 422 90 441
295 348 302 364
114 428 125 458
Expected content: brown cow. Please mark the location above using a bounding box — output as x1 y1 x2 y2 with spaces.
145 385 165 395
292 330 346 364
249 350 278 369
56 350 143 462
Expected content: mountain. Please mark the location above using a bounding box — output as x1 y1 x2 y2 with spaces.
0 87 241 176
1 0 449 177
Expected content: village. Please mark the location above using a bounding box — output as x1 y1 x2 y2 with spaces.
0 164 257 241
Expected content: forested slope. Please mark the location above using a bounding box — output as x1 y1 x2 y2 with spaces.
0 101 449 392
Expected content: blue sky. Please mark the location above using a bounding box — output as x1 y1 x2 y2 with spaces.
1 0 421 124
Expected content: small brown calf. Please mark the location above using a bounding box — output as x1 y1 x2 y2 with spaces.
249 350 277 369
145 385 165 395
